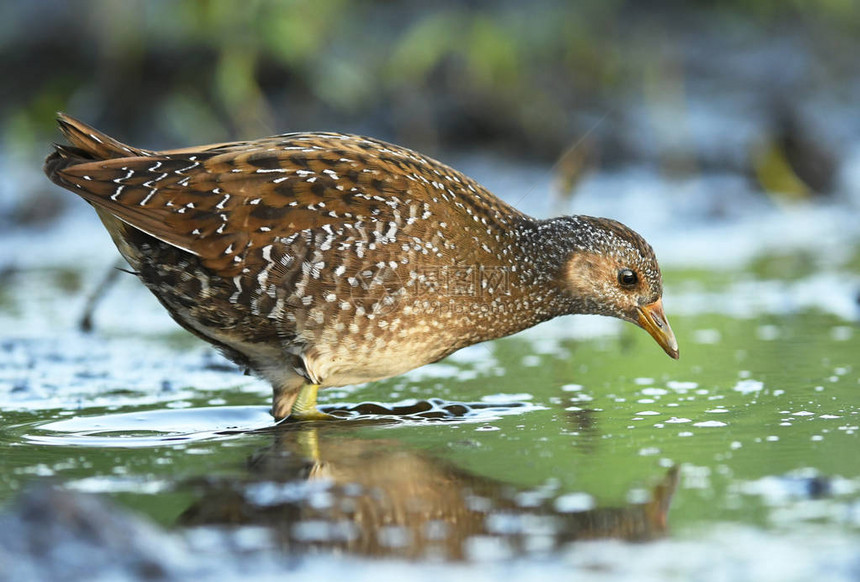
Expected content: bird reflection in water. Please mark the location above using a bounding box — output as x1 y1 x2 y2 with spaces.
180 424 680 560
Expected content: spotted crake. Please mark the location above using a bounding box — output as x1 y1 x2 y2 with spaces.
45 114 678 420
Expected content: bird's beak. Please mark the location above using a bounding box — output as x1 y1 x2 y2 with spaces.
636 299 679 359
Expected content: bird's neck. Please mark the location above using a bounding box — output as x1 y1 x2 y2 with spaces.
460 216 585 340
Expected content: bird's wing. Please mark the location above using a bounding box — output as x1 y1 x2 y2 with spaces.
47 116 527 277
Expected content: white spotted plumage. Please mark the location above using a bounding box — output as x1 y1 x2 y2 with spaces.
47 115 669 420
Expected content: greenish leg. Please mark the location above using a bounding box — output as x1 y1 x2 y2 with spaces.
295 428 330 478
289 383 335 421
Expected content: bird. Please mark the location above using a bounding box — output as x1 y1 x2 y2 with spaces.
44 113 679 421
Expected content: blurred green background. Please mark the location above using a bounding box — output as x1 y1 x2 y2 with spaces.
2 0 859 220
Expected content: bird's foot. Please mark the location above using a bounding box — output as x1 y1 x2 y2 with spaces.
290 408 335 421
289 384 335 421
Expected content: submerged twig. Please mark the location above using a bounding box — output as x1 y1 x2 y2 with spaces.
78 259 126 333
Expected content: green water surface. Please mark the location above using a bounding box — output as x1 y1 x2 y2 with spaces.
0 264 858 564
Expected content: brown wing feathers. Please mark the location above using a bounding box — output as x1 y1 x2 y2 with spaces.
45 114 527 278
48 118 396 274
52 114 151 160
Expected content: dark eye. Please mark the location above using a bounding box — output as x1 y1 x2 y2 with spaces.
618 269 638 287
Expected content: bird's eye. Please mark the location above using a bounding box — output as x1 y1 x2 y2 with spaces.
618 269 638 287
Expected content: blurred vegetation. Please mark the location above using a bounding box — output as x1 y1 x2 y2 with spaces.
0 0 858 223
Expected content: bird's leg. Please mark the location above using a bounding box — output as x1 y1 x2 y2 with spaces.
294 428 331 479
271 388 299 422
289 384 335 421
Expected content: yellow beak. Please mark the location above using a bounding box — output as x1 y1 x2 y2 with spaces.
636 298 679 359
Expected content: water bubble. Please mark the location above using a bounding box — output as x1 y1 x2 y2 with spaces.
734 379 764 394
694 329 722 344
292 520 335 543
465 495 492 512
569 394 593 402
667 381 698 390
515 491 546 508
756 325 781 340
521 355 541 367
626 488 651 503
378 526 411 548
465 535 512 561
553 492 595 513
830 326 853 341
233 527 274 552
482 392 533 403
423 520 448 541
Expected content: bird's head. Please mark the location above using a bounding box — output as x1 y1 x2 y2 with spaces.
557 216 679 359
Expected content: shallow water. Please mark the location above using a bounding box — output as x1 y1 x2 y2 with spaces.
1 165 859 579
